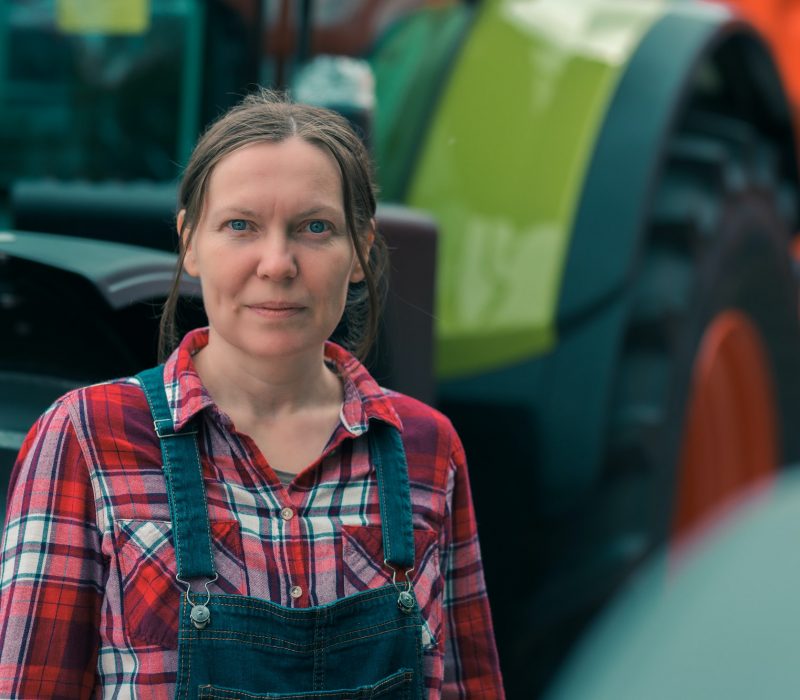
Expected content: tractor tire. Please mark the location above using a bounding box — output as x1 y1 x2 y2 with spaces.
518 110 800 700
606 109 800 546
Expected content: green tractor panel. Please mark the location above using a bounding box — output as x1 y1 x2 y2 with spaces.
2 0 800 696
366 0 800 692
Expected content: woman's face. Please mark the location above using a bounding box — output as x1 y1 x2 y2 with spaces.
181 137 369 363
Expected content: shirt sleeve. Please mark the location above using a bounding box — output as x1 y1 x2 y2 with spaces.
0 399 104 699
441 429 506 699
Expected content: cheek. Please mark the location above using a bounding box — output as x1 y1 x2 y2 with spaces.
191 242 250 296
317 262 355 315
201 271 242 307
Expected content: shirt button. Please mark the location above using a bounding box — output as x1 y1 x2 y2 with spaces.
290 585 303 599
280 507 294 521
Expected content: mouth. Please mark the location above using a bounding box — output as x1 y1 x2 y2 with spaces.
245 302 306 318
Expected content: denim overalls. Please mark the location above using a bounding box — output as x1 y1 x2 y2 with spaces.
137 367 425 699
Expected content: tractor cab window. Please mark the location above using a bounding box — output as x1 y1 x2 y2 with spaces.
0 0 204 185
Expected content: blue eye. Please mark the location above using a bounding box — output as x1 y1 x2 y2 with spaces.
307 220 329 235
229 219 248 231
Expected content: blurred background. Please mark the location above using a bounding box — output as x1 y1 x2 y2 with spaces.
4 0 800 696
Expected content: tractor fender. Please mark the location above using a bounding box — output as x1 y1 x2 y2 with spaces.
558 4 797 321
406 0 672 379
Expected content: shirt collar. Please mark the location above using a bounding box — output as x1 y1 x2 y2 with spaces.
324 341 403 436
161 328 402 434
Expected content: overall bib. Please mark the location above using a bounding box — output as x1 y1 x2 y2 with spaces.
137 367 425 699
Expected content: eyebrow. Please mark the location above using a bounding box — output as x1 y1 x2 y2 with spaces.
294 205 343 219
210 205 344 219
212 206 261 219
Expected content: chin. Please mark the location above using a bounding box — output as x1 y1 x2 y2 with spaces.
237 332 326 361
208 320 333 361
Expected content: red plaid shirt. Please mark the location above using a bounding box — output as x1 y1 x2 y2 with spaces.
0 329 504 698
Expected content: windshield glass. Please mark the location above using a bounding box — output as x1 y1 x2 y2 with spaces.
1 0 203 184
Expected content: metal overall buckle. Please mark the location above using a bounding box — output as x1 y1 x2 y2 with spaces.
176 573 218 629
385 560 416 613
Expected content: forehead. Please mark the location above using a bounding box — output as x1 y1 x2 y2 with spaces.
206 137 344 208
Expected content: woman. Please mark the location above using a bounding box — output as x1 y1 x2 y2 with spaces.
0 90 504 698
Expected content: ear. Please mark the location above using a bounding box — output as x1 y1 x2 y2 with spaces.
350 220 375 283
178 209 199 277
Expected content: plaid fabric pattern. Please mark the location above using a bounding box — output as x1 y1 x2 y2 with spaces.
0 328 504 699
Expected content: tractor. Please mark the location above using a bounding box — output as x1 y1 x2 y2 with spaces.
3 0 800 696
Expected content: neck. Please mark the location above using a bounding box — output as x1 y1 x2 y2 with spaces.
193 330 342 420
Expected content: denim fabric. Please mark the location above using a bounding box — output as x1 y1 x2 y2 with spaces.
138 366 214 579
137 367 424 699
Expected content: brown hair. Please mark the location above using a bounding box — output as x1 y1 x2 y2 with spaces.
159 88 387 362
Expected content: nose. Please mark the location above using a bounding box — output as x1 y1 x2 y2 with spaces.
255 233 297 281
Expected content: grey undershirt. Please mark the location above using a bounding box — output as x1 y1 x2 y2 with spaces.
273 468 297 486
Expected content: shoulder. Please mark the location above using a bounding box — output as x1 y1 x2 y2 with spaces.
54 375 149 425
382 389 456 434
11 377 152 509
29 376 154 458
381 389 464 467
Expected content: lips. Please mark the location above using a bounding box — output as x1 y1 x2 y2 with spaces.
248 301 305 310
245 301 306 318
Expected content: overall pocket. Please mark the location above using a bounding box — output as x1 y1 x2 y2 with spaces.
197 667 415 699
116 519 246 648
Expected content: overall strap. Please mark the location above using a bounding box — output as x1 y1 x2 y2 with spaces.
136 366 216 580
368 421 415 572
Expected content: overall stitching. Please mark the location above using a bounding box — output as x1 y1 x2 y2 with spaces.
191 432 216 575
313 604 325 691
371 430 393 566
372 428 415 573
162 452 182 575
197 668 413 699
179 594 411 647
178 603 192 700
204 586 398 618
139 367 216 580
178 620 422 659
138 371 184 577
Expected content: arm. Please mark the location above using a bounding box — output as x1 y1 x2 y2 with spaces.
441 431 505 699
0 400 104 699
